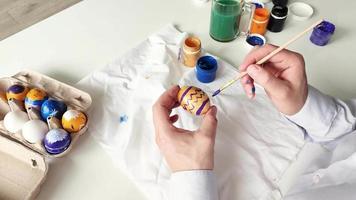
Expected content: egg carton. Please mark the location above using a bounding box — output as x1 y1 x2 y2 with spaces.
0 70 92 200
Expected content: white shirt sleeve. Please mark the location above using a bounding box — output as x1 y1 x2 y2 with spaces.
169 170 218 200
286 85 356 142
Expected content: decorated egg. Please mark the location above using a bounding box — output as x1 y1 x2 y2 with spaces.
62 110 87 133
0 92 6 102
44 128 71 154
41 99 67 121
22 120 49 144
25 88 48 110
6 84 29 101
4 110 29 133
177 86 210 115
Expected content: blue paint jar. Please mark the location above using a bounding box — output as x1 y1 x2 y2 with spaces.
310 21 335 46
195 56 218 83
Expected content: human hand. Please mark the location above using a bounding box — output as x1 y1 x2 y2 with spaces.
152 85 218 172
240 44 308 115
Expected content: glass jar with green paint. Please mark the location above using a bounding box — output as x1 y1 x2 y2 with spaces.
210 0 255 42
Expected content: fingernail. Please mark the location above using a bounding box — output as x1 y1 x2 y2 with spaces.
252 86 256 94
209 106 217 115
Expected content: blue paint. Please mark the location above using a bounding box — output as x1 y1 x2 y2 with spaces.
310 20 335 46
246 35 265 46
195 56 218 83
178 47 182 61
212 89 220 97
119 114 128 123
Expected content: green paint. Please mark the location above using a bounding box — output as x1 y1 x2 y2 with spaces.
209 0 241 42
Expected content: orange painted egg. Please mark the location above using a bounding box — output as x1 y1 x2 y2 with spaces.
6 84 29 101
25 88 48 110
62 110 87 133
177 86 210 115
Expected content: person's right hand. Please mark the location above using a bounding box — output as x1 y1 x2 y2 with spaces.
240 44 308 115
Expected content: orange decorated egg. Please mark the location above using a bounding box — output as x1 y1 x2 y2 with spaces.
62 110 87 133
177 86 210 115
6 84 29 101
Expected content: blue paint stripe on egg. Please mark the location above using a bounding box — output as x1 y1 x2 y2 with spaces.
179 86 192 103
7 85 25 93
196 98 210 115
25 97 48 107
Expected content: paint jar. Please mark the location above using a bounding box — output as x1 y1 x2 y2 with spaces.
267 5 288 32
209 0 255 42
182 36 201 67
195 56 218 83
250 8 270 35
272 0 288 7
310 21 336 46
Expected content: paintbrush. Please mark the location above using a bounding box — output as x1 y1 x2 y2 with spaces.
212 19 323 97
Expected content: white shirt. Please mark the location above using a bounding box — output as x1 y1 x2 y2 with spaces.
169 85 356 200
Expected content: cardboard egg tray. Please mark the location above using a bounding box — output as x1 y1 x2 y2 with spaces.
0 70 92 200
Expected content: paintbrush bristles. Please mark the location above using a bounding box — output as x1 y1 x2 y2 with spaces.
212 19 323 97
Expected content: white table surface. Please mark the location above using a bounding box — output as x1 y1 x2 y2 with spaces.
0 0 355 199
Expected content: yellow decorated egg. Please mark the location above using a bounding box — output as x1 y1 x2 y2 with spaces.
177 86 210 115
61 110 87 133
25 88 48 110
6 84 29 101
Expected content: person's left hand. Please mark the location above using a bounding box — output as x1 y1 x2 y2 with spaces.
152 85 218 172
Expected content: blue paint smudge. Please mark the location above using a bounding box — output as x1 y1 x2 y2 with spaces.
119 114 128 124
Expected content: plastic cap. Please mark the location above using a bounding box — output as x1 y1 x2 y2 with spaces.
289 2 313 21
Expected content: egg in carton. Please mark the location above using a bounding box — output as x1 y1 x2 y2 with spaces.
0 70 92 200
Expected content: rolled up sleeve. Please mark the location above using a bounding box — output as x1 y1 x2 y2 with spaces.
286 85 356 142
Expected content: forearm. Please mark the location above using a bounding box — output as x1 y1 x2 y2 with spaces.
169 170 218 200
286 85 356 142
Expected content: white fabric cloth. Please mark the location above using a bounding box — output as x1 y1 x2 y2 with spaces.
76 24 353 200
77 24 305 200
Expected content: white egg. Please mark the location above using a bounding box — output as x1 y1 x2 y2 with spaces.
4 110 29 133
22 120 49 144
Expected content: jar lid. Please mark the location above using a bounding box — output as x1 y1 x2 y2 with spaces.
271 5 288 18
272 0 288 7
289 2 313 21
246 34 266 46
250 0 264 8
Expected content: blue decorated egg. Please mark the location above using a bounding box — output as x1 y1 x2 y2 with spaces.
41 99 67 121
44 128 71 154
6 84 29 101
25 88 48 110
